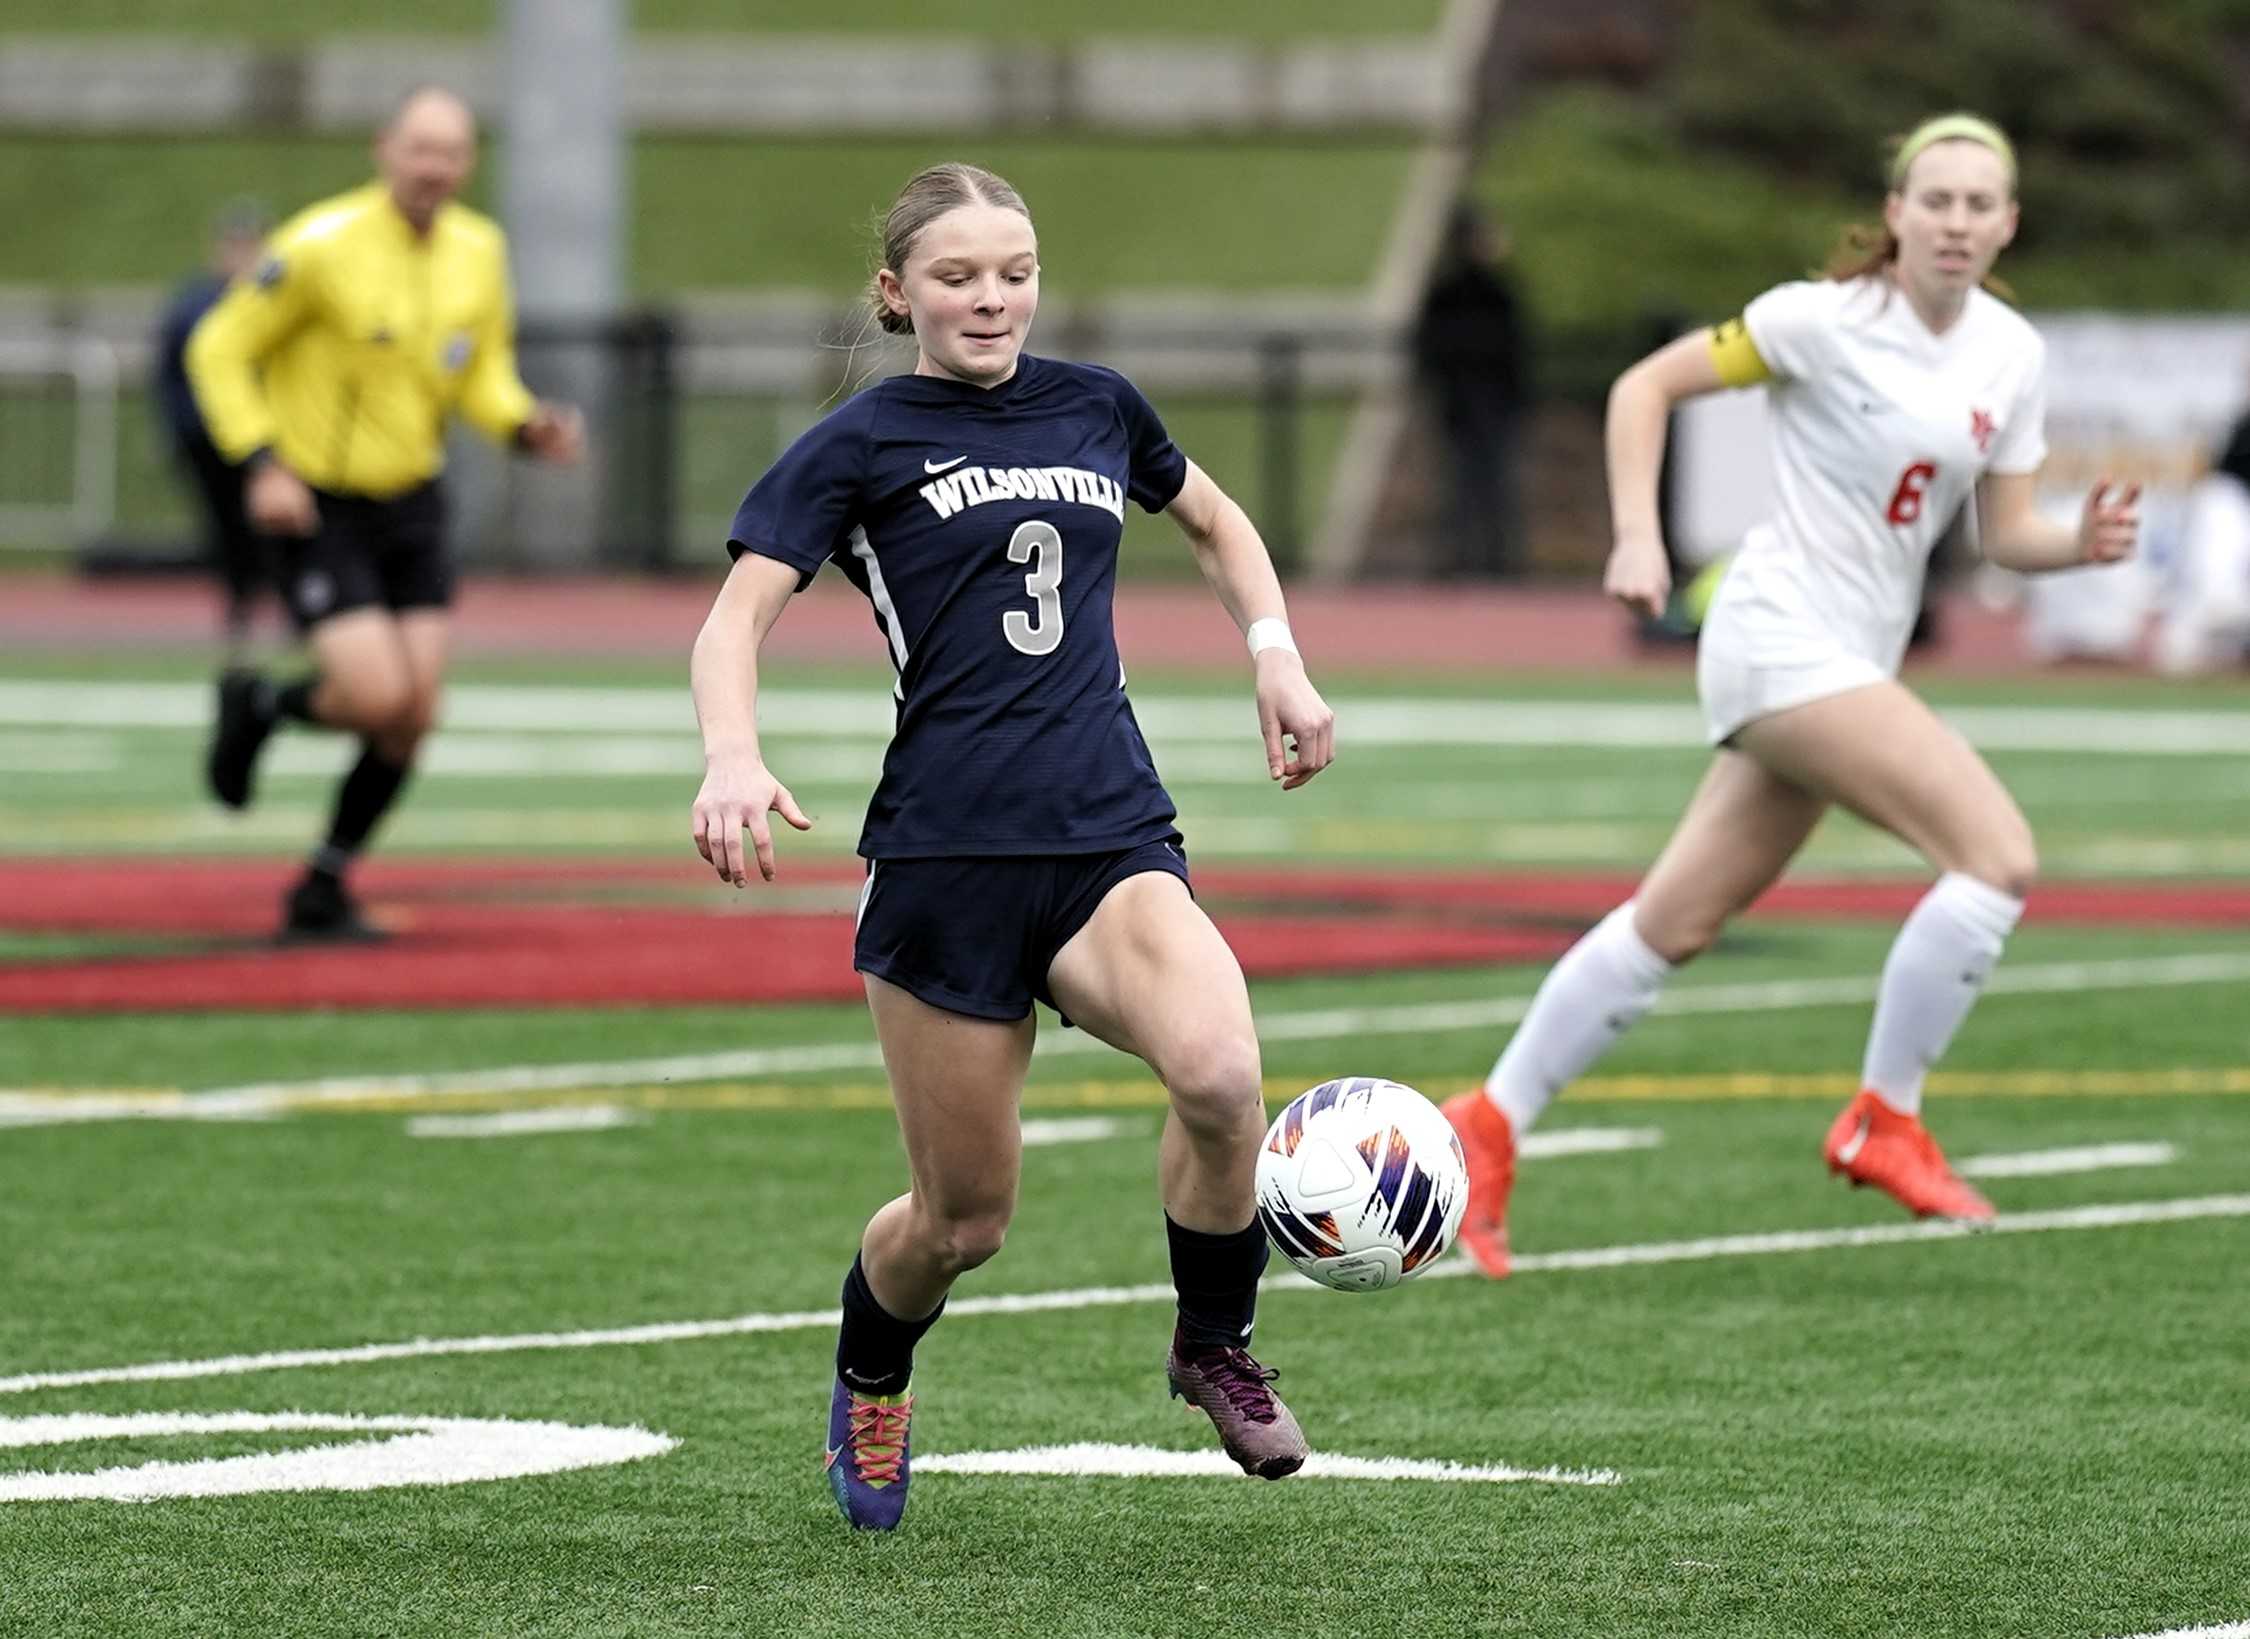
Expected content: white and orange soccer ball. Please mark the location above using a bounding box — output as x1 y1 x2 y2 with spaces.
1254 1077 1469 1292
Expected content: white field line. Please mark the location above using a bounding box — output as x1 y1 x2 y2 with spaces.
12 681 2250 755
13 810 2250 877
1518 1127 1662 1160
405 1106 642 1139
1019 1117 1131 1147
148 949 2250 1117
0 1092 266 1128
2107 1625 2250 1639
2 1193 2241 1399
180 1042 892 1118
16 721 2250 807
0 730 121 773
0 731 1280 788
1957 1142 2179 1179
0 1411 674 1503
916 1442 1620 1488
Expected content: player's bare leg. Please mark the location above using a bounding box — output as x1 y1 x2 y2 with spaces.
860 976 1032 1318
826 976 1033 1530
1737 681 2032 1220
1627 748 1832 963
1050 870 1307 1479
1452 749 1825 1275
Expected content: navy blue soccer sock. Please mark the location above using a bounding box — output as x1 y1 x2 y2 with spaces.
1167 1214 1270 1353
836 1253 944 1397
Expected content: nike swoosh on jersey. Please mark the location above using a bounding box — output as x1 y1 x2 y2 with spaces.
924 455 967 473
1834 1114 1872 1167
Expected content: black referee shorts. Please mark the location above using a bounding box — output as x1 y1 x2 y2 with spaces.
853 833 1193 1025
276 480 450 632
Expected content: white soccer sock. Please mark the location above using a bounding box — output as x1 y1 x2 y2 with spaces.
1484 902 1674 1136
1860 872 2025 1117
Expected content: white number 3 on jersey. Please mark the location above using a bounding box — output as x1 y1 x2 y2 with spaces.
1003 520 1064 656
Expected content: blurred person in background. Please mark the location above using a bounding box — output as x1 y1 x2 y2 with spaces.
1412 201 1533 578
188 85 583 941
1442 114 2141 1275
154 197 272 663
2154 407 2250 675
691 162 1335 1531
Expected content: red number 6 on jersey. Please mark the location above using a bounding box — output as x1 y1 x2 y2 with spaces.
1885 461 1937 525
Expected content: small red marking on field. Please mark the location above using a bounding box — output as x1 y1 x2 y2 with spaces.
0 861 2240 1015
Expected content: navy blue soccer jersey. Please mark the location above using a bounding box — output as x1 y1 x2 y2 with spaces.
727 354 1191 859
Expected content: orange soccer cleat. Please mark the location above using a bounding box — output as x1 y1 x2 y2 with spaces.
1823 1090 1994 1221
1440 1091 1518 1278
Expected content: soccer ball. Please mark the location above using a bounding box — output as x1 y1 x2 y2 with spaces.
1254 1077 1469 1292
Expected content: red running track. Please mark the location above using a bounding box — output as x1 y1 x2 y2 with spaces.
3 860 2244 1016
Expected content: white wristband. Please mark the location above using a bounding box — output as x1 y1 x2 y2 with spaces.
1246 617 1299 659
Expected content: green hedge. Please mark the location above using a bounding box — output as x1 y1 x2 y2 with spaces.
0 136 1414 292
1480 75 2250 401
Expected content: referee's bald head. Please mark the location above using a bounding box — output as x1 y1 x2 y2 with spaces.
377 85 478 233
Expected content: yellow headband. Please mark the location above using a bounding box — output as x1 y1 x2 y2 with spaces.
1889 113 2016 190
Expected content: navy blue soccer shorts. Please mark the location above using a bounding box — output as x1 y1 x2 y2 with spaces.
852 833 1192 1025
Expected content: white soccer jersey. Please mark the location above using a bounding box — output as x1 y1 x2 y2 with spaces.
1718 278 2048 673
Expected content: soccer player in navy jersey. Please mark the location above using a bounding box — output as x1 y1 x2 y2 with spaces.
690 163 1336 1531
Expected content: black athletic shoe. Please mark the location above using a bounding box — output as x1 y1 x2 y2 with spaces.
278 871 384 944
207 669 276 811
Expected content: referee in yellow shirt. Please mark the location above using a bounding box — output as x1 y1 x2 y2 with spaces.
188 86 583 940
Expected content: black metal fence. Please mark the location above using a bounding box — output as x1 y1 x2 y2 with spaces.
8 311 1646 579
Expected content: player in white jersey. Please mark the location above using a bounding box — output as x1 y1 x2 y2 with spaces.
1442 114 2141 1275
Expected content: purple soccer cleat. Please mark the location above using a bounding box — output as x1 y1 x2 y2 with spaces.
1165 1330 1309 1480
824 1378 914 1531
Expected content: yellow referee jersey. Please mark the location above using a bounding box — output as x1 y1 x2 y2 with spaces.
186 182 537 499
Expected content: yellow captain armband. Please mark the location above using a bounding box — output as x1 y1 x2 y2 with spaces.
1708 316 1772 389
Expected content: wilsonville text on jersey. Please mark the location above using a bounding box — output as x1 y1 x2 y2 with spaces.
918 463 1128 523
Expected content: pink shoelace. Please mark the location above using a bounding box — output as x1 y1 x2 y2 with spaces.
1201 1350 1282 1424
846 1394 913 1485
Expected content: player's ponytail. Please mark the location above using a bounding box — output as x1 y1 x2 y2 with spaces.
867 162 1033 337
1822 219 1899 285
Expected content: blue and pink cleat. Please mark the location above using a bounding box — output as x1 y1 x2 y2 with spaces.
824 1378 914 1530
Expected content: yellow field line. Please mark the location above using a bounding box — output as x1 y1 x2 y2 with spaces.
270 1065 2250 1116
13 1065 2250 1119
1568 1066 2250 1101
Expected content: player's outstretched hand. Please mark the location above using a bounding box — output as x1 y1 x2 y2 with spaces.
692 760 812 886
2078 479 2140 565
521 401 587 465
1604 534 1672 621
1255 650 1335 791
